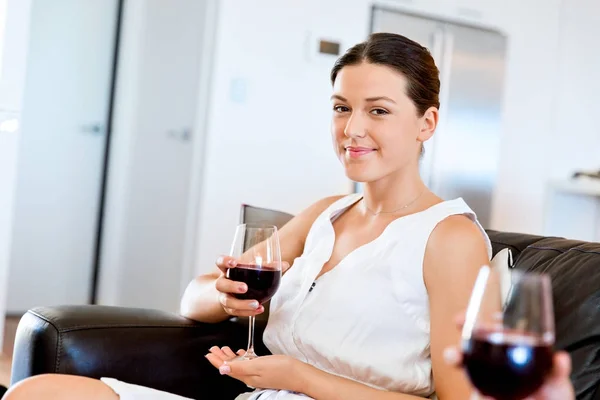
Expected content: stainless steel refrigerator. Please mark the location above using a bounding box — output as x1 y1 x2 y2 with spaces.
357 7 508 229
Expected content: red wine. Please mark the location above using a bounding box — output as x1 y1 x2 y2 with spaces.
227 264 281 304
462 331 554 400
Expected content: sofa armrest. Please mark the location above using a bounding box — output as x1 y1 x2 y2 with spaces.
11 305 267 399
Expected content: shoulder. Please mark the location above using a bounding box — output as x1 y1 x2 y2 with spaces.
300 195 347 219
423 214 490 287
428 214 487 252
277 194 347 257
285 195 346 238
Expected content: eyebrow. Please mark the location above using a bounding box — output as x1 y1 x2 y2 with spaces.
330 94 397 104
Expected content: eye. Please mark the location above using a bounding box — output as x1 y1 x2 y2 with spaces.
333 105 350 113
370 108 389 116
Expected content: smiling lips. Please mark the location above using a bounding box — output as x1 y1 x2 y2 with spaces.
345 146 376 158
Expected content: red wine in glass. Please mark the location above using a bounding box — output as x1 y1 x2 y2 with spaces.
227 264 281 304
463 330 554 400
462 266 555 399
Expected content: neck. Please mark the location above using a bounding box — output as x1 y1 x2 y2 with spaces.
360 165 427 214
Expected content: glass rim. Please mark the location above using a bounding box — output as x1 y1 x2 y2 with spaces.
236 223 278 231
507 268 552 283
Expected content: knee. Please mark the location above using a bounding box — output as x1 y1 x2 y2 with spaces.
5 374 117 399
4 374 60 399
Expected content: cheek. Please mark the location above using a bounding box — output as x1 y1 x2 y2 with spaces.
331 118 346 140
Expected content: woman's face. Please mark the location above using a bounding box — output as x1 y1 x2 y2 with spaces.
330 62 437 183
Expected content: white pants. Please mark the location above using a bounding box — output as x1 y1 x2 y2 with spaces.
102 378 310 400
101 378 193 400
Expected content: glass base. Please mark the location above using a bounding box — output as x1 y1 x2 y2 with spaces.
232 349 258 361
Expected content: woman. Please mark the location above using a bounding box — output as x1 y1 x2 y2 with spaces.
4 33 575 400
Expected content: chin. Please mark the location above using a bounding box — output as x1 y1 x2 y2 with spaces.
343 167 378 184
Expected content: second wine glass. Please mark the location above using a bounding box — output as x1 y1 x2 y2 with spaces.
461 266 555 400
226 223 282 361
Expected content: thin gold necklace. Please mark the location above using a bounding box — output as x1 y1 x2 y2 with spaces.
363 188 427 215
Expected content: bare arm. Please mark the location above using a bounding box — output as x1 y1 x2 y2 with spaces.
423 215 491 400
297 363 428 400
179 195 345 323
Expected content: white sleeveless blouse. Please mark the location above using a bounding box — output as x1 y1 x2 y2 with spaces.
248 193 492 400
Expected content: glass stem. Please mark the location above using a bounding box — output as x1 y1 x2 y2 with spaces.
246 315 257 357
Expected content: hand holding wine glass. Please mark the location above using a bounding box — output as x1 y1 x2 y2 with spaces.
214 255 268 318
459 266 568 400
444 320 575 400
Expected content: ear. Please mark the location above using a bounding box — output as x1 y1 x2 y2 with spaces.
417 106 439 143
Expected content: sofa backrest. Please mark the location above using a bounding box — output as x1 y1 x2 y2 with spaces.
487 230 600 400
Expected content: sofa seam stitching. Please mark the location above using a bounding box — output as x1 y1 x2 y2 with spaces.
56 324 210 333
527 246 600 256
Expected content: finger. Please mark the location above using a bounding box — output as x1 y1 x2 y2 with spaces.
237 349 246 355
282 261 290 272
552 351 572 378
219 293 260 312
219 361 231 375
205 353 224 369
223 305 265 317
223 359 258 376
221 346 237 358
215 255 237 273
216 275 248 295
443 346 463 367
209 345 229 361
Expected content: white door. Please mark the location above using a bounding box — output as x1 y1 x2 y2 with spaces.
7 0 118 312
98 0 212 312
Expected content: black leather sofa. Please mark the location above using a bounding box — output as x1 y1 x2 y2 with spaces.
9 229 600 399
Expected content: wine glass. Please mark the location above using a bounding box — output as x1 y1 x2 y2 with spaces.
226 223 282 361
461 266 555 400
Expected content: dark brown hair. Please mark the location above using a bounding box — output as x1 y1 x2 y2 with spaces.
330 32 440 116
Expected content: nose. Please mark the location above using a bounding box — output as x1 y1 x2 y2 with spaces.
343 112 367 139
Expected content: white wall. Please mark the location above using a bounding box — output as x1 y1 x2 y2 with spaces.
0 0 5 77
0 0 31 345
192 0 564 276
540 0 600 241
550 0 600 180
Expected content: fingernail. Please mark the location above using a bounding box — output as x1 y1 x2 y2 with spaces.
239 284 247 293
219 365 231 375
216 257 223 265
250 301 259 309
228 259 237 267
443 347 460 364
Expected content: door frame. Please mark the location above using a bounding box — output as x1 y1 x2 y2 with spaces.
89 0 124 304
